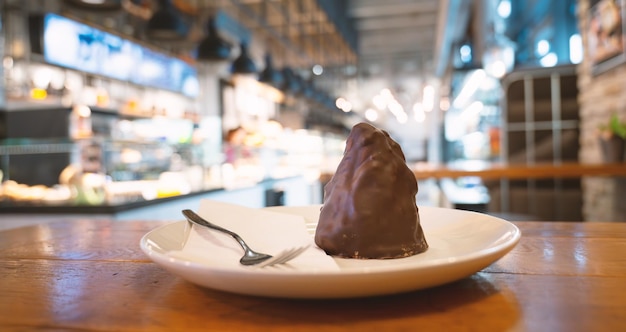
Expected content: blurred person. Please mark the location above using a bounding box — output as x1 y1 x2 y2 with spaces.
224 126 251 163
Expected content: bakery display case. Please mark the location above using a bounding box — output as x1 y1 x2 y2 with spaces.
0 112 341 216
0 136 208 207
0 102 219 208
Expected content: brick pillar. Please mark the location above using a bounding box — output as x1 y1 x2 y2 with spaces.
577 0 626 221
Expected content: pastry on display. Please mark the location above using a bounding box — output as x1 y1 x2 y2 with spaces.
315 122 428 259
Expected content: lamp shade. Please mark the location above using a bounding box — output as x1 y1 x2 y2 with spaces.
146 0 188 40
280 67 301 94
302 79 315 99
63 0 122 11
197 18 232 61
258 53 283 87
231 43 257 74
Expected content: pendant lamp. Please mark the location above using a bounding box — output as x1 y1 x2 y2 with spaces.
231 43 257 74
63 0 122 11
146 0 188 40
302 78 315 99
197 18 232 61
280 67 301 94
258 53 283 88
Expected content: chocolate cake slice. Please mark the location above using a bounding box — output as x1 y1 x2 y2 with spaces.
315 122 428 259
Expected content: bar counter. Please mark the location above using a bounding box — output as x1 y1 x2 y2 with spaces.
410 161 626 180
318 161 626 184
1 219 625 331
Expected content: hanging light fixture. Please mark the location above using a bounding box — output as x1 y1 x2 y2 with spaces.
197 17 232 61
302 78 315 100
280 67 301 94
231 42 257 74
63 0 122 11
146 0 188 40
258 53 283 88
482 35 515 78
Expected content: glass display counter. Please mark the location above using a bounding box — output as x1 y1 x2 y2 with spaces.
0 137 208 207
0 128 344 218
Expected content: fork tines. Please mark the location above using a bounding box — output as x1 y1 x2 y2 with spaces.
255 245 310 268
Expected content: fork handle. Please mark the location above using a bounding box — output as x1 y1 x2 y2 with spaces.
182 209 250 251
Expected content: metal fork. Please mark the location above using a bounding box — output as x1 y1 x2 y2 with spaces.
181 209 309 267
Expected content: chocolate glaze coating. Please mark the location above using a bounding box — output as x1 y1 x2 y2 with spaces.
315 123 428 259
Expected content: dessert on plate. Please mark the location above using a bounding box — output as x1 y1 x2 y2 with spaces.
315 122 428 259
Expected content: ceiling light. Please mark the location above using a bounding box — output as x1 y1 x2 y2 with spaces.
453 69 486 109
146 0 188 40
497 0 512 18
539 53 558 67
197 18 232 61
482 36 515 78
335 97 347 109
388 100 407 123
440 98 450 111
388 100 404 115
365 108 378 122
380 88 393 99
422 85 435 112
312 64 323 76
372 95 386 110
569 34 583 64
413 103 425 123
460 44 473 64
342 101 352 112
462 101 484 118
335 97 352 112
231 42 257 74
536 40 550 57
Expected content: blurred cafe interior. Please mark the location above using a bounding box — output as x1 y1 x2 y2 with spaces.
1 0 625 228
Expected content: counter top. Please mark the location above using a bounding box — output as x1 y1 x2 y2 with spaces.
1 218 625 331
0 175 301 214
0 186 223 214
318 162 626 183
410 161 626 180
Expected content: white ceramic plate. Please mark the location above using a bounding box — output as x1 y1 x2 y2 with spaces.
140 206 520 299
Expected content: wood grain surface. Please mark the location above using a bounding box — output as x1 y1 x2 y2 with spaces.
409 162 626 180
1 219 625 331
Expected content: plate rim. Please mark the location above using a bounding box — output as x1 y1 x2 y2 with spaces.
140 206 521 277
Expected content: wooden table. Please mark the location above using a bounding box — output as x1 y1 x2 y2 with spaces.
1 219 625 331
